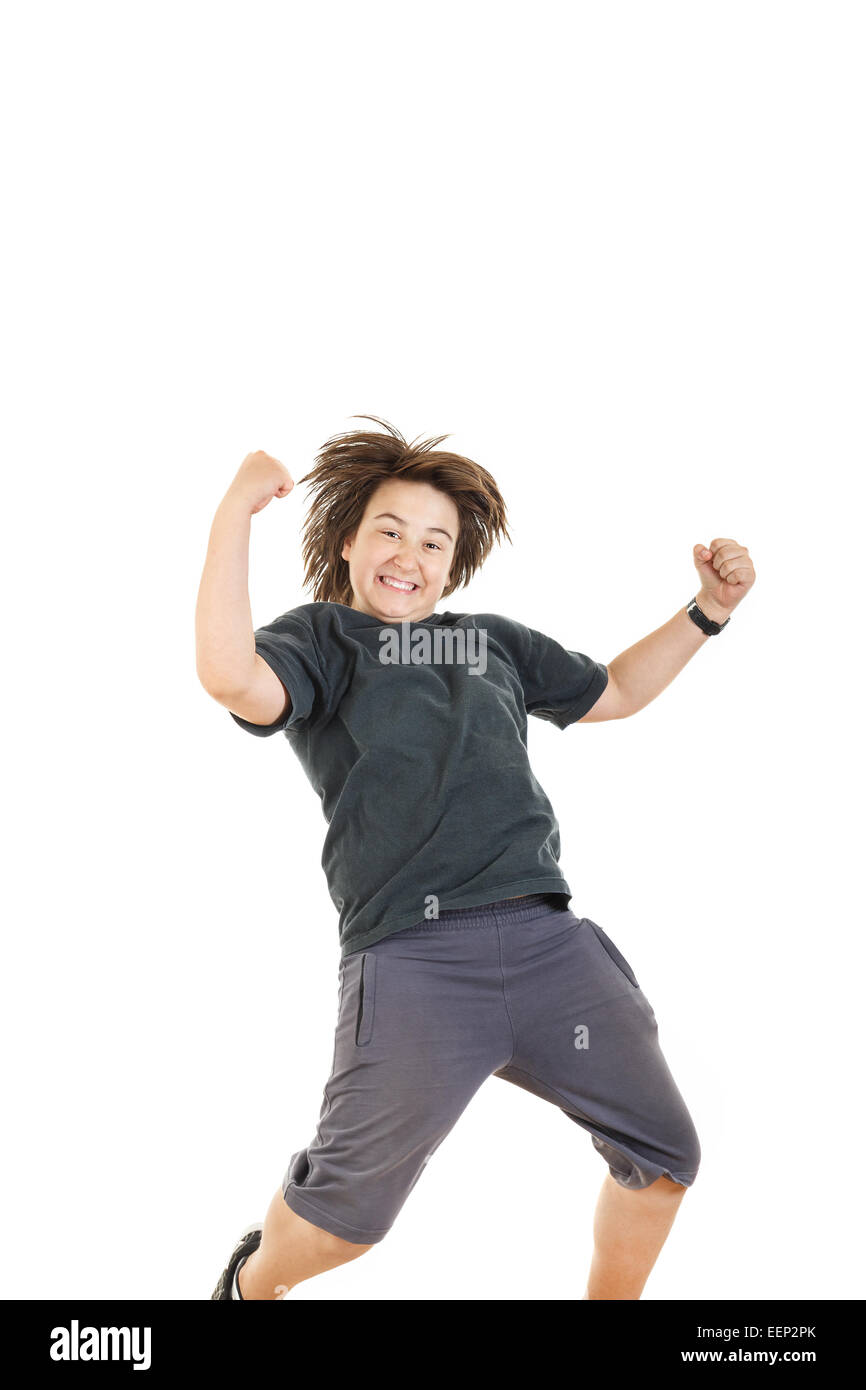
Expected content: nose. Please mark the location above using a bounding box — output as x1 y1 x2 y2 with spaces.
391 545 421 577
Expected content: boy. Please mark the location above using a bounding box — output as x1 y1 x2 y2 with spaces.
196 416 755 1300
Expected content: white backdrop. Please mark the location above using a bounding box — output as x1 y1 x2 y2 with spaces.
2 0 863 1301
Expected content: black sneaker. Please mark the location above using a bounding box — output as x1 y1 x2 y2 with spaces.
211 1223 263 1300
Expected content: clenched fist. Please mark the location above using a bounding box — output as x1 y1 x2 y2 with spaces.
228 450 295 516
692 538 756 623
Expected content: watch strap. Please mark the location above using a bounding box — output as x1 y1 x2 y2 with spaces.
686 596 730 635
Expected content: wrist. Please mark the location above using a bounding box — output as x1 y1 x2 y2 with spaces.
693 592 729 626
218 488 256 524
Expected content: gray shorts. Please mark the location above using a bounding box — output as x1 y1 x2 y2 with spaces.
282 893 701 1245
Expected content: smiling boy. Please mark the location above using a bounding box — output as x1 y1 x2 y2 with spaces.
196 416 755 1300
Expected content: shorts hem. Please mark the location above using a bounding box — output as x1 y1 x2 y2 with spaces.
499 1063 701 1193
282 1186 390 1245
610 1165 699 1190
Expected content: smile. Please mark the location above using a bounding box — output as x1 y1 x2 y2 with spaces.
377 574 418 592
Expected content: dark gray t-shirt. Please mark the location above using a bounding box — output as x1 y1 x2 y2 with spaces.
230 601 608 956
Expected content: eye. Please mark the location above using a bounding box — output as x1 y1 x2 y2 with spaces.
381 530 441 551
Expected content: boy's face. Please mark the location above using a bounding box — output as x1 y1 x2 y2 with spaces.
341 478 459 623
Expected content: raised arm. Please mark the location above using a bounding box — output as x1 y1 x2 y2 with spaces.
195 450 295 724
581 538 756 721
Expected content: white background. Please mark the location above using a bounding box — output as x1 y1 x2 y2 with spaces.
2 0 863 1301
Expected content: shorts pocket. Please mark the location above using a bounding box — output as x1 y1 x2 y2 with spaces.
585 919 640 990
355 952 378 1046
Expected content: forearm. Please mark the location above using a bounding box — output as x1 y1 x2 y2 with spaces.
608 596 728 716
195 493 258 696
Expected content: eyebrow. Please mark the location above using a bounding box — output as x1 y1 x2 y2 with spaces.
372 512 454 542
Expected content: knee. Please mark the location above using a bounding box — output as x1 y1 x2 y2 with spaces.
314 1227 375 1263
291 1209 376 1265
666 1119 701 1191
272 1187 377 1267
655 1144 700 1194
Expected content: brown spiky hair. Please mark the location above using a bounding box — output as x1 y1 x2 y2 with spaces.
296 414 512 606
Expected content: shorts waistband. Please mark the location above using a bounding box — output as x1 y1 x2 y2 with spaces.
389 892 569 934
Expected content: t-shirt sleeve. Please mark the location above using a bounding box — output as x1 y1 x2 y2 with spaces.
518 623 609 729
228 608 329 737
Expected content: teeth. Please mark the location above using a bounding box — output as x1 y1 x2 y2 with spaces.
379 575 416 591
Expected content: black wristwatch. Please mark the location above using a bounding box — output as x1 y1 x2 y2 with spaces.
686 596 730 635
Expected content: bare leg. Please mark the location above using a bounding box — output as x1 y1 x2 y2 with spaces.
238 1188 374 1300
582 1173 688 1300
